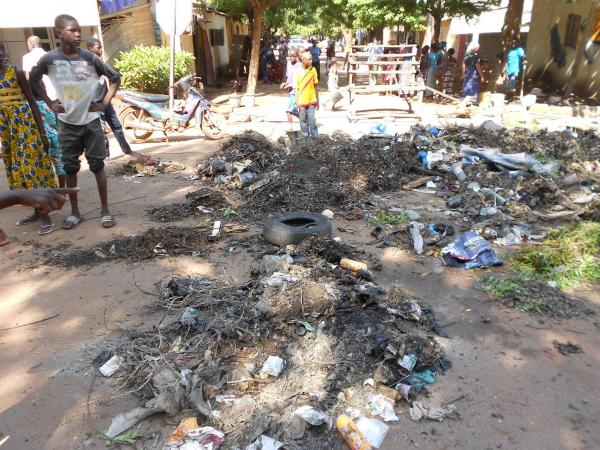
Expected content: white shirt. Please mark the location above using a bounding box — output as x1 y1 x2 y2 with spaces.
22 47 56 100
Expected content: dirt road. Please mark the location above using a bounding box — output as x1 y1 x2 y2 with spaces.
0 131 598 450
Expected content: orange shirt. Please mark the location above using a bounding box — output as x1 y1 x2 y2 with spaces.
295 66 318 107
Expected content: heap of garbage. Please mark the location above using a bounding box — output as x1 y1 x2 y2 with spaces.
194 131 423 219
98 237 456 448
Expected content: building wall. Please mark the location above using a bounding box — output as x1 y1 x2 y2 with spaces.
204 12 229 76
0 27 97 66
526 0 600 98
102 3 160 63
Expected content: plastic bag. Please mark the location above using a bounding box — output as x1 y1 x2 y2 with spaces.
441 231 503 270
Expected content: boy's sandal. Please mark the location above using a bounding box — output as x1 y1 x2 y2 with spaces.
63 215 82 230
101 215 116 228
39 224 55 235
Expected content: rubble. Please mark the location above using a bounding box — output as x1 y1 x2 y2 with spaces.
114 158 187 177
98 236 452 449
49 227 210 266
194 131 422 220
149 189 228 222
46 125 598 448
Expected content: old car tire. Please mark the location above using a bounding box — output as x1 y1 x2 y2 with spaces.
263 212 332 247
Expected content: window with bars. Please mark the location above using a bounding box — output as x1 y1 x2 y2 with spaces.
564 14 581 48
210 28 224 47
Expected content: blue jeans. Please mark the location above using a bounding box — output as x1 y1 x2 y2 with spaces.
262 58 268 81
505 73 518 92
103 103 131 154
299 105 318 139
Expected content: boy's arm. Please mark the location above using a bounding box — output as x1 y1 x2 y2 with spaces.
314 70 319 109
90 55 121 112
0 188 78 213
29 55 65 113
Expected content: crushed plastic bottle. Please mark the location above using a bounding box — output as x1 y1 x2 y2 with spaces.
336 415 372 450
409 222 424 255
451 162 466 182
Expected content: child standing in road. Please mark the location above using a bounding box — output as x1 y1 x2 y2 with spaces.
87 37 132 156
295 53 319 140
281 47 301 130
31 14 121 230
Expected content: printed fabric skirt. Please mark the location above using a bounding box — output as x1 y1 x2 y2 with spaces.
462 67 480 101
36 100 65 177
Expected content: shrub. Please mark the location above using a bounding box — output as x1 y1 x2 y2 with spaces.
114 45 195 94
512 221 600 288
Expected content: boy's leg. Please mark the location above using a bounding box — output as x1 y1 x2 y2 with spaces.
287 93 298 130
298 107 309 139
58 120 84 227
83 119 114 227
104 103 132 154
307 105 318 139
0 227 8 246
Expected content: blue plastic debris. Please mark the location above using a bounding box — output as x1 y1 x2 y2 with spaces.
429 127 440 137
370 122 389 134
441 231 504 270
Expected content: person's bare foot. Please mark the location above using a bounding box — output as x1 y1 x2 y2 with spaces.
0 228 9 247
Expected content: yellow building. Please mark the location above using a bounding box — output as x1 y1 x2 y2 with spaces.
526 0 600 98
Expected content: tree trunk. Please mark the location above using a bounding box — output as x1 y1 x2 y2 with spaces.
433 10 442 44
246 3 265 96
489 0 525 92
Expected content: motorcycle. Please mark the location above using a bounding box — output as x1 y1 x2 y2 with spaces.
116 76 226 142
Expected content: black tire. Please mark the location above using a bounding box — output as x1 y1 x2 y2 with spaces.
120 106 154 143
263 212 332 247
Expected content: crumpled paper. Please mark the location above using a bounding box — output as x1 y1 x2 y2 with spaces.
409 401 457 422
367 394 399 422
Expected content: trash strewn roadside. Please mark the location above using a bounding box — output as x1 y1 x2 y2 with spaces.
98 236 454 449
47 124 599 448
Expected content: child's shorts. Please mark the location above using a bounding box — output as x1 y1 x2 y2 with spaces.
58 118 107 175
287 92 298 116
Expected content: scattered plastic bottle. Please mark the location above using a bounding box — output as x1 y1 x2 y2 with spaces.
336 415 373 450
481 188 507 206
451 162 466 182
340 258 368 273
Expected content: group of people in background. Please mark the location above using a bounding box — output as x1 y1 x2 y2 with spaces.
275 33 524 140
1 13 130 246
418 38 525 104
418 42 459 98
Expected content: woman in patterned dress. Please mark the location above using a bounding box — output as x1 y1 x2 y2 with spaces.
442 48 457 95
0 41 56 243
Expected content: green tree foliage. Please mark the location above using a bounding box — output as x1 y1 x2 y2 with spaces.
210 0 253 22
114 46 195 94
416 0 501 41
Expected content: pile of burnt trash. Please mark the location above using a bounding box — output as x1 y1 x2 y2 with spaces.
144 126 597 232
195 131 422 220
97 237 455 449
